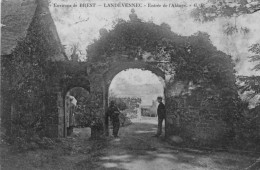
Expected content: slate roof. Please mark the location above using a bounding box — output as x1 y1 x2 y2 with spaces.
1 0 37 55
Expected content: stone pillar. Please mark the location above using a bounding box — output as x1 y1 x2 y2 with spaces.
1 90 12 136
164 80 185 138
57 92 65 137
103 83 109 136
89 74 106 135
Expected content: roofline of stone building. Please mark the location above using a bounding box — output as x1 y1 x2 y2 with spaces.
1 0 37 55
1 0 66 60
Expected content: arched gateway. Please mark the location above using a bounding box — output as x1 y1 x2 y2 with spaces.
102 61 165 135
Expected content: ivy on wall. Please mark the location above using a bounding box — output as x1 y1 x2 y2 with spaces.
1 5 64 144
85 19 260 147
87 19 241 122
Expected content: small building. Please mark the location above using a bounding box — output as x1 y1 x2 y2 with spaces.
140 104 157 117
1 0 66 136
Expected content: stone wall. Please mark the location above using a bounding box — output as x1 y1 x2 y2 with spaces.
109 97 141 109
109 97 142 118
89 73 104 117
165 81 230 146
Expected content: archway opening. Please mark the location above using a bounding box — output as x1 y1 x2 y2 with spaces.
64 87 92 138
108 68 165 137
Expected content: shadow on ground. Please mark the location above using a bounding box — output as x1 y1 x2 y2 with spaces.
74 119 257 170
1 118 257 170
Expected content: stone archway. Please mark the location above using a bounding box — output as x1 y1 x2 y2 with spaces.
58 75 90 137
102 61 165 136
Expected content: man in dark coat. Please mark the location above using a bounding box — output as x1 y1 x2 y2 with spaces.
153 96 166 137
107 101 121 138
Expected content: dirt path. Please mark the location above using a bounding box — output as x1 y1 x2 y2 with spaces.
1 118 258 170
74 118 257 170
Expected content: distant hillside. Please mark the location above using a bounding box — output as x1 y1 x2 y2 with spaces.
110 83 164 105
110 83 163 96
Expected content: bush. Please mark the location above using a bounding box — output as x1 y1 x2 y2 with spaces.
9 135 55 152
237 111 260 149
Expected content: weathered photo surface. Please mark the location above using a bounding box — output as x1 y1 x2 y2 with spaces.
1 0 260 169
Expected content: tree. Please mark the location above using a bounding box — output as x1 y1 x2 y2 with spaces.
191 0 260 35
191 1 260 105
191 0 260 22
238 43 260 101
249 43 260 71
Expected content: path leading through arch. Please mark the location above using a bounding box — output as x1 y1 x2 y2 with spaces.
71 118 255 170
1 118 257 170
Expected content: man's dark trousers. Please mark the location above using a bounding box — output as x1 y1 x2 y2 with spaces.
157 117 164 136
156 102 166 136
112 121 120 137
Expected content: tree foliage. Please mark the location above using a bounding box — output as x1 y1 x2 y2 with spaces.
87 20 176 62
191 0 260 22
249 43 260 71
191 0 260 104
238 43 260 100
191 0 260 36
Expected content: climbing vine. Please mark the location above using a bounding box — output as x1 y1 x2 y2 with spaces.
1 8 64 149
86 19 242 125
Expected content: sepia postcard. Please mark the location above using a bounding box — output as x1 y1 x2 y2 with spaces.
1 0 260 169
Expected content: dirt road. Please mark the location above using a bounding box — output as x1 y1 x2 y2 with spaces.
1 118 258 170
74 118 257 170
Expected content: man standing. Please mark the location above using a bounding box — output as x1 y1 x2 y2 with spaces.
107 101 121 138
153 96 166 137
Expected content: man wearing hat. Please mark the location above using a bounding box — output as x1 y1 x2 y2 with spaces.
107 101 121 138
153 96 166 137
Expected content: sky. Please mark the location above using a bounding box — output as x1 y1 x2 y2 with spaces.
109 69 164 105
49 0 260 76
